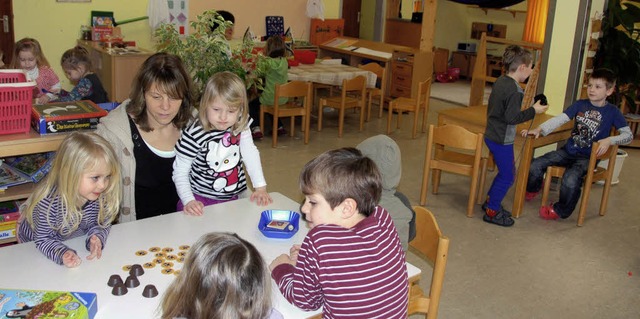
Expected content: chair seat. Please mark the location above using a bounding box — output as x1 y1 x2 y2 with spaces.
322 96 362 109
387 77 431 139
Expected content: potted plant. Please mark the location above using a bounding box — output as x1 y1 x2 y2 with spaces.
153 10 266 102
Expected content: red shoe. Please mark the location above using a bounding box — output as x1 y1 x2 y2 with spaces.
525 191 539 201
539 204 559 220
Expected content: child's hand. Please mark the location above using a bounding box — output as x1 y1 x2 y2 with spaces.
183 200 205 216
36 95 51 105
532 100 549 114
596 138 612 156
62 250 82 268
289 244 301 262
521 127 542 138
87 235 102 260
269 253 296 271
250 187 273 206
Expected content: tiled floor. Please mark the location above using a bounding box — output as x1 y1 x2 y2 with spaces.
254 98 640 318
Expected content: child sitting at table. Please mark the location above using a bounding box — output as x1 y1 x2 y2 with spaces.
10 37 61 104
521 68 632 220
269 147 409 319
17 132 122 268
248 35 288 139
160 232 283 319
57 46 108 104
173 71 272 216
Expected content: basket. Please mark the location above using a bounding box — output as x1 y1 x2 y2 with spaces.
0 69 36 135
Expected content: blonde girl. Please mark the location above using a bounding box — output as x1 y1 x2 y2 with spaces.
10 37 61 104
160 232 283 319
58 46 108 104
173 71 272 216
18 132 122 268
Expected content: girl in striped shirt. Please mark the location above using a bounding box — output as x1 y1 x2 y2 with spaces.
17 132 122 267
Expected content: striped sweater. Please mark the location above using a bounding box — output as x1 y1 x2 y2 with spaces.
271 206 409 318
17 193 109 265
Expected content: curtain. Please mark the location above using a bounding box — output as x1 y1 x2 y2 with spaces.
446 0 525 8
522 0 549 44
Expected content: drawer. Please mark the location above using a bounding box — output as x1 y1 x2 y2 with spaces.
392 62 413 77
391 71 412 88
390 84 411 98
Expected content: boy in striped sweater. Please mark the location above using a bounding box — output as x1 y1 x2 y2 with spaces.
270 148 409 319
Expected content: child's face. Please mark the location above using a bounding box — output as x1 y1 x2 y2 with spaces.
78 160 111 204
144 83 183 128
206 98 239 131
587 78 614 106
18 50 37 71
300 193 343 228
64 66 86 83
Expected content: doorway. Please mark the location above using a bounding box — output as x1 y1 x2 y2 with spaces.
342 0 385 41
0 0 14 66
342 0 361 38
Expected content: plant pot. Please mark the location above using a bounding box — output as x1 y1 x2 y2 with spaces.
596 149 628 185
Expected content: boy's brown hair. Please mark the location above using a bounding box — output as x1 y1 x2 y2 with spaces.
502 45 532 73
590 68 617 89
299 147 381 217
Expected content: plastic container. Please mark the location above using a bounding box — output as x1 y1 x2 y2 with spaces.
258 210 300 239
0 70 36 135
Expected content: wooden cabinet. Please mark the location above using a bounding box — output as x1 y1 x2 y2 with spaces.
0 131 70 244
389 50 432 98
77 40 153 103
452 51 502 79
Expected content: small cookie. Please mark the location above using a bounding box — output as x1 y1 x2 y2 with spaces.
154 252 166 258
135 250 148 256
179 245 190 250
177 251 187 257
153 258 164 264
165 254 177 261
161 268 174 275
173 269 181 276
143 262 156 269
177 257 185 263
122 265 132 272
161 262 174 268
148 247 161 252
162 247 174 253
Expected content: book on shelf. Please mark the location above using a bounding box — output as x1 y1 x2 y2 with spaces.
0 162 30 190
2 152 55 184
31 100 108 135
0 200 21 224
0 288 97 319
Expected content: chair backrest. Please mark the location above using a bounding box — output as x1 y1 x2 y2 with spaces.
429 123 483 152
340 75 366 100
417 77 432 108
408 206 449 318
588 140 619 180
275 80 312 101
357 62 386 88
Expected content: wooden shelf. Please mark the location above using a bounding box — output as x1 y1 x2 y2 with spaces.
0 237 17 245
468 5 526 18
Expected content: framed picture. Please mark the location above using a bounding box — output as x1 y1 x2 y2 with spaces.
57 0 91 2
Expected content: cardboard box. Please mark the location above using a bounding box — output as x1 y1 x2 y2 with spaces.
31 100 107 135
0 289 97 319
91 26 113 42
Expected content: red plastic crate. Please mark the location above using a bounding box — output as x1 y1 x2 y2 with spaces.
0 69 36 135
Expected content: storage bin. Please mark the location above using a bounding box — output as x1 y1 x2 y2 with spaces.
0 70 36 135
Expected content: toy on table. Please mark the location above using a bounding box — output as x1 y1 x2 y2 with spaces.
258 210 300 239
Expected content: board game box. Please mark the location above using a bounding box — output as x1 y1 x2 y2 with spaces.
31 100 107 135
0 289 97 319
2 152 55 183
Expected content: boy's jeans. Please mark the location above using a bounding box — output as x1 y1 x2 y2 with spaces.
526 149 590 218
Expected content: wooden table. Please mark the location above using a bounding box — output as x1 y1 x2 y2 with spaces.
0 193 421 318
437 106 573 218
288 62 377 88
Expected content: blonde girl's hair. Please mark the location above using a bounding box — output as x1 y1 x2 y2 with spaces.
23 132 122 235
61 46 92 73
199 71 249 135
10 37 51 68
160 232 272 319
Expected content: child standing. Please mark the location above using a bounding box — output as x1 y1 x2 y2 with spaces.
10 38 61 104
173 71 272 216
17 132 122 267
57 46 108 104
483 45 548 227
270 147 409 319
522 68 632 220
249 35 288 139
160 232 283 319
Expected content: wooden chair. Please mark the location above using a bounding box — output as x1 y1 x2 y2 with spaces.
386 77 431 139
260 81 313 148
357 62 387 121
317 75 366 138
540 140 619 226
420 124 487 217
407 206 449 319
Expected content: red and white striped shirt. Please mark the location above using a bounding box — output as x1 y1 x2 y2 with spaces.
272 206 409 318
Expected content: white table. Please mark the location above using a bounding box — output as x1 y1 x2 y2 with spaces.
0 193 421 318
288 62 378 88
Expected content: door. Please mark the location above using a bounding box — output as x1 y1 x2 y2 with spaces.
0 0 14 67
342 0 361 38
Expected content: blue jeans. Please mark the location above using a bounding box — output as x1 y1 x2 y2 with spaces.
484 138 515 211
526 149 590 219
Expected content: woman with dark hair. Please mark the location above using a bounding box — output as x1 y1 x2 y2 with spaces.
96 52 196 222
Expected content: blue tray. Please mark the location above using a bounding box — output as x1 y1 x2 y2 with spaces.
258 210 300 239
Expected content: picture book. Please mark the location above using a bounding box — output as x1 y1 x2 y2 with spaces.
0 289 97 319
3 152 55 183
31 100 107 135
0 222 16 242
0 200 21 223
0 163 30 190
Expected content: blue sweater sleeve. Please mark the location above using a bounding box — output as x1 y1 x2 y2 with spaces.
57 77 93 102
